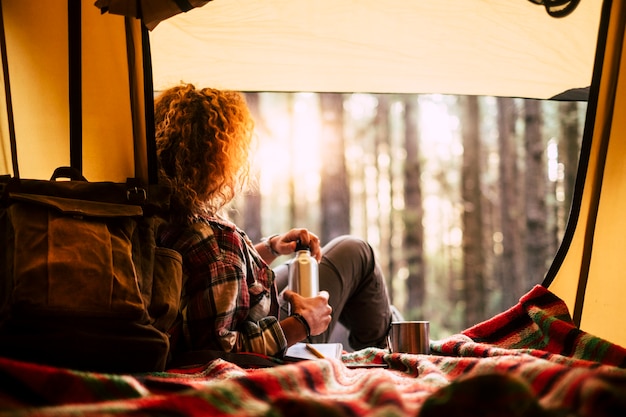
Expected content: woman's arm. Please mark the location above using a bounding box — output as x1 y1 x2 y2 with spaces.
281 290 332 345
256 229 323 264
174 224 287 356
256 234 281 263
186 257 290 355
196 265 331 353
182 223 331 355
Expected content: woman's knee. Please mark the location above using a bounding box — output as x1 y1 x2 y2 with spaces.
320 235 377 284
322 235 373 263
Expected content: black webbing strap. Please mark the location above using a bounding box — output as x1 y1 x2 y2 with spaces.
0 0 19 178
68 0 82 174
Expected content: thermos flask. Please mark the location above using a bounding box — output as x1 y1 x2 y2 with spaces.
288 240 319 298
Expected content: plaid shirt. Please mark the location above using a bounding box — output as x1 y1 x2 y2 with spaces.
159 216 287 357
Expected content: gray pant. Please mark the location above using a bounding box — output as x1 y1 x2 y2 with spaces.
275 235 392 350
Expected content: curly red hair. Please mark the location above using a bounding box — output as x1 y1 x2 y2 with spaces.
154 84 254 220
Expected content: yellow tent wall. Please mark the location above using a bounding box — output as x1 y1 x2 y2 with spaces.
148 0 601 99
0 0 151 183
544 0 626 347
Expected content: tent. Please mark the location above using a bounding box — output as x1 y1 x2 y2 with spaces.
0 0 624 349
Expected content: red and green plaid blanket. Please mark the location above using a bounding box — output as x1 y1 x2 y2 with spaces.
1 285 625 416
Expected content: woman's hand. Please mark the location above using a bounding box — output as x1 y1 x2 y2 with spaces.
272 228 322 261
283 289 332 337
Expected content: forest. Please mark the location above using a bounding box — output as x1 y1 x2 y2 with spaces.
225 92 586 340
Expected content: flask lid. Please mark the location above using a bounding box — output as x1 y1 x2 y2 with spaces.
295 239 310 251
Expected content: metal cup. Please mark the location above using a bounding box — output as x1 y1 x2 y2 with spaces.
388 321 430 354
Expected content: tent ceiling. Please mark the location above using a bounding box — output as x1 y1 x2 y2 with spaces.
148 0 602 99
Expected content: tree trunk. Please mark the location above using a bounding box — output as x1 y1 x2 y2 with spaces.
287 94 298 227
524 100 548 288
461 95 486 328
558 101 581 228
242 92 263 242
403 96 425 316
319 93 351 244
497 97 525 309
374 95 393 295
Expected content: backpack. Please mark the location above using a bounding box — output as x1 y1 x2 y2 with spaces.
0 174 182 373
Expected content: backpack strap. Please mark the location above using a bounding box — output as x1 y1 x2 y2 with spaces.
68 1 82 175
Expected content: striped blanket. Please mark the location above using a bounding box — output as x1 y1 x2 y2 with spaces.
1 285 625 416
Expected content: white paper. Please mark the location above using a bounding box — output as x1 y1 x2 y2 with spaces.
285 343 343 360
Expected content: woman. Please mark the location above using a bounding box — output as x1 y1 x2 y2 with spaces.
155 83 394 358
